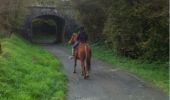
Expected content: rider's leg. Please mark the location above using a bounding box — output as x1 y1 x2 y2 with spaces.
69 47 75 59
71 48 74 56
69 42 79 59
72 41 79 56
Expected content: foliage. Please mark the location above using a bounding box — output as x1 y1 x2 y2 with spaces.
71 0 169 61
0 0 33 35
0 43 1 54
71 0 106 42
0 34 67 100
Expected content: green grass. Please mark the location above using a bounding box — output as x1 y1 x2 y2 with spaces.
0 34 67 100
91 44 169 94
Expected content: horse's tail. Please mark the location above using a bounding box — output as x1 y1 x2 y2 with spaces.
85 45 91 71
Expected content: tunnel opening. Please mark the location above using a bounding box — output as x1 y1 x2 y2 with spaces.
31 15 65 44
32 18 57 43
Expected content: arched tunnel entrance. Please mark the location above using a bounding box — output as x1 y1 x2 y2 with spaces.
22 6 79 43
31 15 65 44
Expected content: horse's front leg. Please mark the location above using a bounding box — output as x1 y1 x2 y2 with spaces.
73 59 77 73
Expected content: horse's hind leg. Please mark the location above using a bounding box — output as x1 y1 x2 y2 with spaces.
80 60 85 76
86 70 89 78
73 59 77 73
81 61 88 79
84 64 89 79
86 63 90 78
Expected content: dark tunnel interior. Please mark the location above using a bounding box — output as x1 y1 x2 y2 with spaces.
31 15 65 44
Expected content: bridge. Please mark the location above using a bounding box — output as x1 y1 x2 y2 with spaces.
22 6 78 43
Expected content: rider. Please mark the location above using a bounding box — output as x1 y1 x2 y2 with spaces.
69 26 88 59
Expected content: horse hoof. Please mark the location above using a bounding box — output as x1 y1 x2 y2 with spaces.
73 71 76 73
84 75 89 79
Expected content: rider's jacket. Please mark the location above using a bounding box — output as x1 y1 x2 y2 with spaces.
77 31 88 42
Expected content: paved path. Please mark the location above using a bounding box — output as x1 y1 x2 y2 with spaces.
44 45 168 100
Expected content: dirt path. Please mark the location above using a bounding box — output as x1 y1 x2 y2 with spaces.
44 45 168 100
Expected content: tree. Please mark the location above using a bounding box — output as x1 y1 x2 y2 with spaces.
71 0 106 42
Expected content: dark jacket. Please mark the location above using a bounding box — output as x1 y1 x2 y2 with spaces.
77 31 88 42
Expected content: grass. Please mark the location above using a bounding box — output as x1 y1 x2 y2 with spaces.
91 44 169 94
0 34 67 100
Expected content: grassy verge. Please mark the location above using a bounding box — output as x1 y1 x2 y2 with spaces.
0 34 67 100
91 44 169 94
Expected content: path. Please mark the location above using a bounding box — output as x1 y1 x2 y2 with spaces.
44 44 168 100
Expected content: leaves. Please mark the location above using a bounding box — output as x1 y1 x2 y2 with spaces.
72 0 168 61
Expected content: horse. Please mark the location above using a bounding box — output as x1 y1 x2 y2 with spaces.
68 33 91 79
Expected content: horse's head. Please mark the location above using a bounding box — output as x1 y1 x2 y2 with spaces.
68 33 78 44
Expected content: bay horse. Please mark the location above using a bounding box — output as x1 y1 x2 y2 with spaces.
68 33 91 79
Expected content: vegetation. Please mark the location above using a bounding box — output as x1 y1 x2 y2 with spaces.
91 44 169 94
71 0 169 62
0 43 2 54
0 34 67 100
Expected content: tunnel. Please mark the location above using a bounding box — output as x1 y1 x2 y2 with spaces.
31 15 65 44
22 6 79 43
